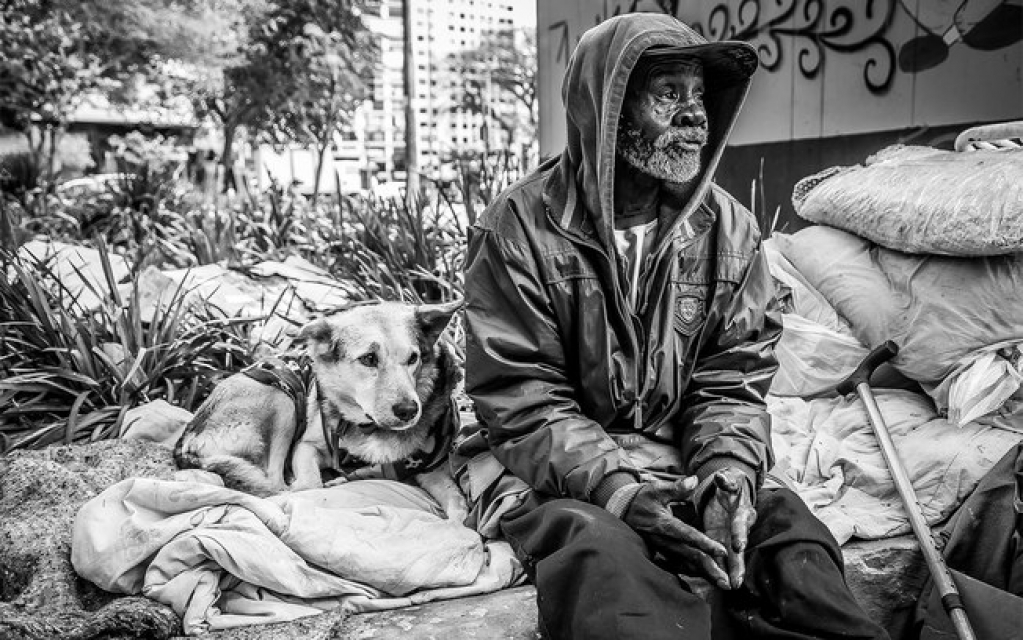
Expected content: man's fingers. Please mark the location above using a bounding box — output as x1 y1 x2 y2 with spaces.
730 505 756 553
655 539 731 590
713 471 740 494
650 476 698 503
655 516 727 559
726 549 745 590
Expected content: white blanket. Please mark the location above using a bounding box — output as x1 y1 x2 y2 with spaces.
72 477 522 635
769 381 1022 545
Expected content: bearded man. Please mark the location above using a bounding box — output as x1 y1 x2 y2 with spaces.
455 13 889 640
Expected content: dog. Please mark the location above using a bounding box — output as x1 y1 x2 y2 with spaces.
173 299 468 521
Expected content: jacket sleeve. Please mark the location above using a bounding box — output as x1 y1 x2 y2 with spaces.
464 208 638 502
678 236 782 499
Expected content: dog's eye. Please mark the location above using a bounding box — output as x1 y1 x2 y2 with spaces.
358 353 378 368
407 352 419 366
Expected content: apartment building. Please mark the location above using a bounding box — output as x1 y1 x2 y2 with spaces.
343 0 533 192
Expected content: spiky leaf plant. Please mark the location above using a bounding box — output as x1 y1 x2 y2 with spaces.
0 240 261 453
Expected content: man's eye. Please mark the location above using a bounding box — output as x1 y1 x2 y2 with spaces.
659 89 679 101
358 353 378 368
407 352 419 366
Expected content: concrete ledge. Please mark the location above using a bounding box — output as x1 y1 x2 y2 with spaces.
340 586 540 639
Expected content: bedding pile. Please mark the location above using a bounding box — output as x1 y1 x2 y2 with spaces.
765 224 1023 545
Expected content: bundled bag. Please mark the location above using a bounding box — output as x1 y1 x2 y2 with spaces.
792 143 1023 256
772 226 1023 416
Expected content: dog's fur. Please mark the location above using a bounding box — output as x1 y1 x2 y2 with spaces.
173 300 467 520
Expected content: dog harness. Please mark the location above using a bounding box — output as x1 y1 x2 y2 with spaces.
240 356 313 453
241 353 458 484
331 398 458 483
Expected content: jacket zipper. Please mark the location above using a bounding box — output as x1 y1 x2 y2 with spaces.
632 218 709 429
545 206 644 424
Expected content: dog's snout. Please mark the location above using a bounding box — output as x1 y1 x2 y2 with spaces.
392 400 419 422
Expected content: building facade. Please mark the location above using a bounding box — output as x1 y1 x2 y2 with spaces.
352 0 533 192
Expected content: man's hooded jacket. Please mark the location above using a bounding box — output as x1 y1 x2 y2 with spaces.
459 13 781 519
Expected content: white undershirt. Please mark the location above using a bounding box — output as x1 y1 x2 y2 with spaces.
613 218 659 309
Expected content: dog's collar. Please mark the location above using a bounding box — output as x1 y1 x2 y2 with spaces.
324 414 367 472
329 398 458 483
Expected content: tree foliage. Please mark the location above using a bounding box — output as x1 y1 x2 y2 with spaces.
448 27 537 147
261 0 378 204
187 0 377 198
0 0 242 183
0 0 234 130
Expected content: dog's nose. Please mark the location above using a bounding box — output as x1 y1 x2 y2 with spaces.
392 400 419 422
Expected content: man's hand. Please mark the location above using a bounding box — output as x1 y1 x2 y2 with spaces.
622 477 731 589
701 468 757 590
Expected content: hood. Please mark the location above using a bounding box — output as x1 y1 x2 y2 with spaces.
542 12 758 247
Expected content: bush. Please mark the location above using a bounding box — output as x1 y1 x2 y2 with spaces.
0 241 260 453
0 151 41 198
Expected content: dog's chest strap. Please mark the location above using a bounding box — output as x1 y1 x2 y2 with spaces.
241 358 312 435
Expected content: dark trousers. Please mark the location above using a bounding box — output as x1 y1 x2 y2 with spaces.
500 487 889 640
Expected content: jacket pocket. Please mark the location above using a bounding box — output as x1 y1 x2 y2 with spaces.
673 282 709 336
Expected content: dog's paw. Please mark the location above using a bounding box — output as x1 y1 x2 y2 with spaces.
324 476 350 488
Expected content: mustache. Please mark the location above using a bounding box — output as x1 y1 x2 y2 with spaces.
653 127 708 149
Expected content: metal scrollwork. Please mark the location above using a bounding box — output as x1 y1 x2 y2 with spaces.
694 0 898 94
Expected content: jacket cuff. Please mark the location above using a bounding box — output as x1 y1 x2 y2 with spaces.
604 483 644 519
591 471 640 508
693 459 758 512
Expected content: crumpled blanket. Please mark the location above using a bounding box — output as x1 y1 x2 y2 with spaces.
768 390 1022 545
72 477 523 635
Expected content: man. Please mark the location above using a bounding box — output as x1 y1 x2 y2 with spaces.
455 13 888 640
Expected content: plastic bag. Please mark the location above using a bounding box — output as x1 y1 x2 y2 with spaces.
773 313 867 397
946 345 1023 427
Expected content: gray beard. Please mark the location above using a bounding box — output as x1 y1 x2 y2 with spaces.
617 125 706 185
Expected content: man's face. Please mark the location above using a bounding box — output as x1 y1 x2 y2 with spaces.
617 58 708 184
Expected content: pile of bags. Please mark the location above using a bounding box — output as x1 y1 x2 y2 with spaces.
766 136 1023 544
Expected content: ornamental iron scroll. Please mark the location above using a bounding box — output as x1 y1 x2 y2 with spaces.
692 0 899 95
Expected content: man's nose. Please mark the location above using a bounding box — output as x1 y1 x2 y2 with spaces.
672 101 707 128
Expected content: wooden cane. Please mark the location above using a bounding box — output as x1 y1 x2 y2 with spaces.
837 341 976 640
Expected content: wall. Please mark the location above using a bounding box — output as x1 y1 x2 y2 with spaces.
537 0 1023 226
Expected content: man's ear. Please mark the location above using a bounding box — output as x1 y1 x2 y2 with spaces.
415 299 462 346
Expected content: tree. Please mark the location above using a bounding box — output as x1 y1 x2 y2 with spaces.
0 0 239 183
0 2 105 182
261 0 377 206
182 0 282 192
449 27 537 153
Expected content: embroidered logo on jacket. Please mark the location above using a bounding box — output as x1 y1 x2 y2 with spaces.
675 293 706 336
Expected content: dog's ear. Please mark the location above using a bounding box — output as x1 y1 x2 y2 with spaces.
415 299 462 346
297 318 333 346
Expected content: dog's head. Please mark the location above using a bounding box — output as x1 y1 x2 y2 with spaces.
298 300 461 434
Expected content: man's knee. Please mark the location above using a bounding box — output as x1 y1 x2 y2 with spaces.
501 498 649 566
750 487 843 556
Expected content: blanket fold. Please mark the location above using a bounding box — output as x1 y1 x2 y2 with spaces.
72 477 522 635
